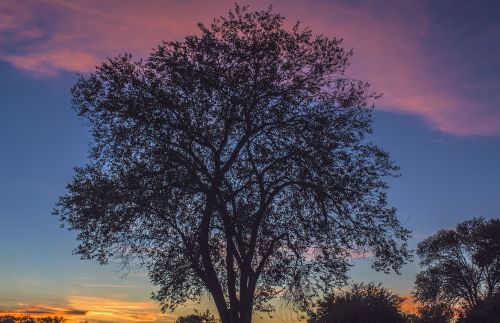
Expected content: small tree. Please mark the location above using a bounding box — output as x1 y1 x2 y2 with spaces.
306 282 407 323
414 218 500 317
55 4 410 323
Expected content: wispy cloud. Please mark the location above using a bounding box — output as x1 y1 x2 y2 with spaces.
0 0 499 136
0 304 87 319
82 284 140 288
2 50 97 76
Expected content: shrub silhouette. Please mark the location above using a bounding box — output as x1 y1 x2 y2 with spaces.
307 282 407 323
175 310 218 323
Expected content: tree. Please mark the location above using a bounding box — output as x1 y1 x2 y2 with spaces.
306 282 407 323
414 218 500 317
55 4 410 323
175 310 218 323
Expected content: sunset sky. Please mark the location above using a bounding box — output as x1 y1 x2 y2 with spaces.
1 0 499 322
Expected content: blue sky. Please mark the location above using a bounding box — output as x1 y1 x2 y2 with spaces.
1 1 499 322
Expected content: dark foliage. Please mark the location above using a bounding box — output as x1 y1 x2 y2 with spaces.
415 302 453 323
55 4 410 323
414 218 500 316
0 316 64 323
306 282 407 323
175 310 219 323
457 292 500 323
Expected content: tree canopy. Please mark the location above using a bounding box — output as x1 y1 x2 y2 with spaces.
414 217 500 317
306 282 407 323
55 4 410 323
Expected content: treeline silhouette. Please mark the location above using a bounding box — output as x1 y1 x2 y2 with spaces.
0 316 63 323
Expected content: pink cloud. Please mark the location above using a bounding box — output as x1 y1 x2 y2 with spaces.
0 0 498 136
3 50 98 76
291 1 500 136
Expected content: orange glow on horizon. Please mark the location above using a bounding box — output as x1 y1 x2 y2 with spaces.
0 297 178 323
400 296 418 315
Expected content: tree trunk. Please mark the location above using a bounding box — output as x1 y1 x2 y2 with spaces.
212 299 232 323
239 297 253 323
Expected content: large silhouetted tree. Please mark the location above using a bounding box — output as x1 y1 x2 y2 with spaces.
55 4 410 323
414 218 500 318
